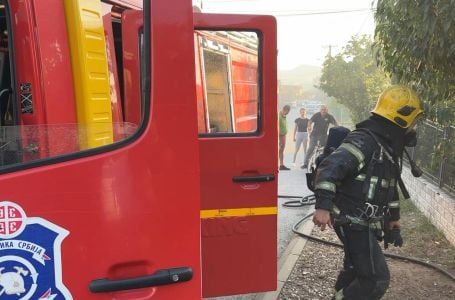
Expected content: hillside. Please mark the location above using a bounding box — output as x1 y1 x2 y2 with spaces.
278 64 321 90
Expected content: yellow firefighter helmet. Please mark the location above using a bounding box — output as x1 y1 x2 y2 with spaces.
372 85 424 128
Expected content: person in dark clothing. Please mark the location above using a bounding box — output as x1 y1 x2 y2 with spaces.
312 85 424 300
302 105 338 169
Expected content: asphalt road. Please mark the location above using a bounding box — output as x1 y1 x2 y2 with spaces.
277 158 314 257
278 108 314 258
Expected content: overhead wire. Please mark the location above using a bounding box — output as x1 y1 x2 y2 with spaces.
202 0 376 16
202 8 375 16
356 11 373 35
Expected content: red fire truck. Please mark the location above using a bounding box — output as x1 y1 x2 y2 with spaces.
0 0 277 299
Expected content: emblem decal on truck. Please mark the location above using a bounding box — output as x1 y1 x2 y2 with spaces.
20 83 33 114
0 201 72 299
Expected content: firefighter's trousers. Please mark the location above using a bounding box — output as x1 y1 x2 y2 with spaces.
334 225 390 300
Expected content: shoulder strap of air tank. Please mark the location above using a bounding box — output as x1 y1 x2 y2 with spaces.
354 128 410 200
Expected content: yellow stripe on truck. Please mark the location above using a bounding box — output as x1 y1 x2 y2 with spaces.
63 0 113 149
200 207 277 219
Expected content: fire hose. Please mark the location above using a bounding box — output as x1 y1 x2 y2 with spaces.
278 194 455 282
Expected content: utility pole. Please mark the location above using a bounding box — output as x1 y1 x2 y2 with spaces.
193 0 203 10
322 44 338 57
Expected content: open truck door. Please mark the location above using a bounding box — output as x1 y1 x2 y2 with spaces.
0 1 201 299
194 13 278 297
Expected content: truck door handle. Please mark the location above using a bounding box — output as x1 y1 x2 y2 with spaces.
89 267 193 293
232 174 275 183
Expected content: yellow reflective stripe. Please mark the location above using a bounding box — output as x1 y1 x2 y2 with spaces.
340 143 364 166
335 289 344 300
347 216 382 228
200 207 277 218
388 201 400 208
332 205 341 215
315 181 337 193
381 180 390 188
355 174 390 188
356 173 366 181
367 181 376 200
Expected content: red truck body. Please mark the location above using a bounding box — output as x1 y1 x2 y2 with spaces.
0 1 277 299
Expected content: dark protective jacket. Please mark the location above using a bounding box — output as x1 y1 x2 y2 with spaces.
314 115 407 221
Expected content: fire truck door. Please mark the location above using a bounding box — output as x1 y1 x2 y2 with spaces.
0 1 201 299
195 14 278 297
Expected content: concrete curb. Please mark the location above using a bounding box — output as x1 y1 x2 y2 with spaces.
254 217 315 300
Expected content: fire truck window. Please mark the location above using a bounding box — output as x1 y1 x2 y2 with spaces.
0 2 145 169
196 31 259 135
0 2 19 166
203 51 233 132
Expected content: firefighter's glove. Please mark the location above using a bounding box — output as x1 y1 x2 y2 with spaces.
384 228 403 249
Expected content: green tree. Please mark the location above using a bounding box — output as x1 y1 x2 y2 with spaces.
319 35 390 124
374 0 455 124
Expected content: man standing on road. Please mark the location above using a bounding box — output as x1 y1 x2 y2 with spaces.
279 105 291 170
312 85 424 299
302 105 338 169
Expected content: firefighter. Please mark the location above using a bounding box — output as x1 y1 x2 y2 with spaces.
312 85 424 299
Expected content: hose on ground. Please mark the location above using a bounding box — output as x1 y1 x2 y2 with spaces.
278 194 455 283
281 194 316 207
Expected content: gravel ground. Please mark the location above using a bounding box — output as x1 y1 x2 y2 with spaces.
279 226 343 300
279 202 455 300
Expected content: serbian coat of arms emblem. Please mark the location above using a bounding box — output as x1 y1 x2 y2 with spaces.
0 201 72 299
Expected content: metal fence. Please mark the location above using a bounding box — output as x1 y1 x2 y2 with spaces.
409 120 455 195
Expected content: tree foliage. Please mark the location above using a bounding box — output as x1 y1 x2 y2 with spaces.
319 35 390 124
374 0 455 124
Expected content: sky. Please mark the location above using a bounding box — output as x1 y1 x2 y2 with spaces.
197 0 377 70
